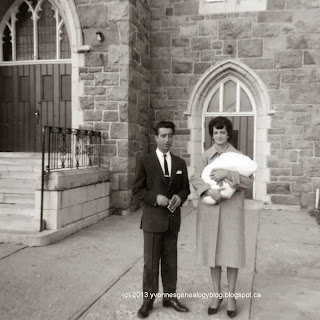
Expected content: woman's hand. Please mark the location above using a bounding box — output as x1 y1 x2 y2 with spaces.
210 169 228 182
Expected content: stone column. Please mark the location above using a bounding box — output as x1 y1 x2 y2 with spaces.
77 0 151 215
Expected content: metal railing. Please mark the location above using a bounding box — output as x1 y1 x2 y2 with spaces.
40 126 102 231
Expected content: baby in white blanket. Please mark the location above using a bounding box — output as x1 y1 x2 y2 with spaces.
201 152 257 205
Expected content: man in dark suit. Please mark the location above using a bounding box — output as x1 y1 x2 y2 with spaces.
132 121 190 319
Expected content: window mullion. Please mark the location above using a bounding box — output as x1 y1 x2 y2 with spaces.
33 14 39 60
33 2 42 60
219 82 224 113
10 10 18 61
55 10 62 60
0 35 3 61
236 82 240 112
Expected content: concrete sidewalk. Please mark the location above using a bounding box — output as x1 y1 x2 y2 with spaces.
0 205 319 320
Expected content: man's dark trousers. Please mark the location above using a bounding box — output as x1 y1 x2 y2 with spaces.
143 229 178 303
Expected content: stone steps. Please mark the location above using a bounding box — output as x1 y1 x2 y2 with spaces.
0 214 40 232
0 171 40 180
0 186 35 195
0 164 41 172
0 153 41 231
0 179 36 188
0 158 42 165
0 152 42 159
1 193 35 205
0 203 35 216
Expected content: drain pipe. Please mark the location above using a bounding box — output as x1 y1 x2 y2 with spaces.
316 189 319 211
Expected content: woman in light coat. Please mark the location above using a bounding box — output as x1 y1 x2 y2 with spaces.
190 117 253 318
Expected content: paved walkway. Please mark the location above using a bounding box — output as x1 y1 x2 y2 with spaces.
0 205 319 320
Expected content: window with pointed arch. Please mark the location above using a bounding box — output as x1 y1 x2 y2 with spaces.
204 77 256 114
1 0 71 62
203 76 256 198
203 76 256 161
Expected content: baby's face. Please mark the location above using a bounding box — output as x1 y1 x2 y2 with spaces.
212 126 228 146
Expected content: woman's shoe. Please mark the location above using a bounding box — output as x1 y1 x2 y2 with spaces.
227 300 237 318
227 309 237 318
208 297 223 315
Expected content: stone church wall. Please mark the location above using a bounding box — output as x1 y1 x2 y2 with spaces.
149 0 320 207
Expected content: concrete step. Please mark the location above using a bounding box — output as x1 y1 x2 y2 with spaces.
0 179 36 188
0 186 35 195
0 158 42 165
0 152 42 159
0 164 41 172
0 203 35 216
1 193 35 205
0 171 41 180
0 214 40 231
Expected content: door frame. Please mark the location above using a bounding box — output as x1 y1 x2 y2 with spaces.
186 59 272 203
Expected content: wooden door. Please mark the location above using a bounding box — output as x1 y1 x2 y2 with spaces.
204 116 255 199
0 63 71 152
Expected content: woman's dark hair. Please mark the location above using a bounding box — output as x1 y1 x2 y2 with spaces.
154 121 175 135
208 116 233 141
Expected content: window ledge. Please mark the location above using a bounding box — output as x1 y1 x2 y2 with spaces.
199 0 267 14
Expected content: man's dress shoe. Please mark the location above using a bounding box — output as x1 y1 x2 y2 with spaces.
137 302 153 319
163 298 189 312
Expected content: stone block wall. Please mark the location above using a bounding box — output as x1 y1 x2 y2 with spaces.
77 0 130 164
77 0 151 213
35 168 110 229
119 0 151 211
149 0 320 207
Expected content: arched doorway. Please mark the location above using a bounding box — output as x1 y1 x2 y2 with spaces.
186 59 272 203
0 0 82 152
203 75 256 198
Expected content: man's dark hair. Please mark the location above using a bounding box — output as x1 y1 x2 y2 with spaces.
154 121 175 135
208 116 233 141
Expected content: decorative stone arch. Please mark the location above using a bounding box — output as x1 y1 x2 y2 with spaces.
0 0 84 127
186 59 272 203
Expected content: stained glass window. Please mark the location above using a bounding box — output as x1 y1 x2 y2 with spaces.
3 25 12 61
38 1 56 60
60 24 71 59
1 0 71 62
16 2 34 60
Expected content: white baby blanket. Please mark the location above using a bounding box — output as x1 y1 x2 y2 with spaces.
201 152 258 205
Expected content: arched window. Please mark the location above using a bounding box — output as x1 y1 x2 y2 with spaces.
203 77 256 152
1 0 71 62
203 77 256 199
204 76 256 114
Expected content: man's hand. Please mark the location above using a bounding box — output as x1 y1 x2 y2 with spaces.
168 194 181 212
204 188 225 202
210 169 228 182
156 195 170 206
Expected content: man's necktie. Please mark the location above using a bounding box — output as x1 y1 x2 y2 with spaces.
163 154 169 177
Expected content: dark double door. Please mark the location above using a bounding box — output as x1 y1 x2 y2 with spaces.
0 63 71 152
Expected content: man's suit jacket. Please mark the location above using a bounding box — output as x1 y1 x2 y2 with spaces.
132 152 190 233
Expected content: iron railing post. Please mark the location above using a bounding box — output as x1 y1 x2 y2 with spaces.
40 126 46 232
99 132 102 167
